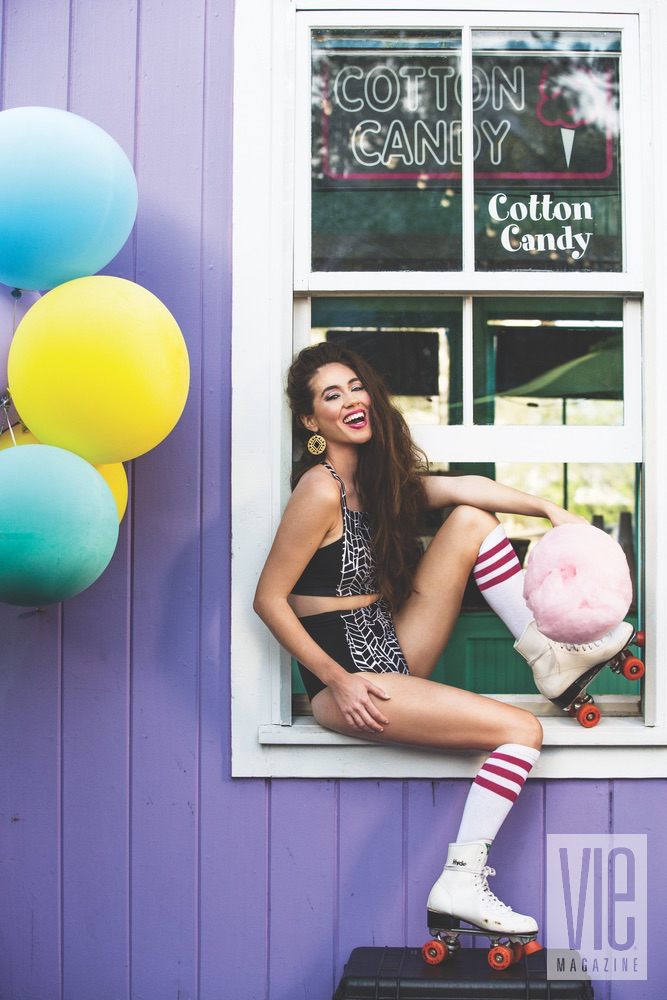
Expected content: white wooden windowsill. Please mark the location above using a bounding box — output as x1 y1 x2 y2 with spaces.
254 698 667 779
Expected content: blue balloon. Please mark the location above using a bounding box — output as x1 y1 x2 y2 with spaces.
0 107 138 290
0 444 119 605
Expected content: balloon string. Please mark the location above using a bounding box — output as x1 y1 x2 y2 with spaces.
0 396 16 445
1 396 16 444
2 289 21 443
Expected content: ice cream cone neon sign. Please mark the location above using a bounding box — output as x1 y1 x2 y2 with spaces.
536 64 616 169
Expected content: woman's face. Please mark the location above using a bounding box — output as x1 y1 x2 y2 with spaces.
302 362 372 447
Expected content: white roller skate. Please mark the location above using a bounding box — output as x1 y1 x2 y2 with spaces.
514 620 644 727
422 840 541 971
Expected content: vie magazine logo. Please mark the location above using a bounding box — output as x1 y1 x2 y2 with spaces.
546 834 647 981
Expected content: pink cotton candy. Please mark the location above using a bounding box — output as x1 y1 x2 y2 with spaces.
523 524 632 643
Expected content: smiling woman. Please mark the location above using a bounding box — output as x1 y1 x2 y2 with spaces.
301 363 372 445
251 338 637 957
283 340 427 615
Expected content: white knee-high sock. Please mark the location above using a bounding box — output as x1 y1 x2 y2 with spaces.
474 524 533 639
455 743 540 844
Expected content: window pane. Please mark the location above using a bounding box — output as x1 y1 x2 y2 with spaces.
310 297 463 425
472 30 622 272
311 29 462 271
472 297 624 425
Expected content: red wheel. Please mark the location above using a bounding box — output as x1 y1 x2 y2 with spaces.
422 939 447 965
635 630 645 648
622 655 645 681
488 945 513 971
523 940 543 956
575 703 601 728
511 943 524 963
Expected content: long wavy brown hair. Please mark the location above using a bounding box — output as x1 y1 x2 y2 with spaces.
286 341 429 611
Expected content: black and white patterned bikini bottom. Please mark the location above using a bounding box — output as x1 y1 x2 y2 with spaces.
297 598 410 701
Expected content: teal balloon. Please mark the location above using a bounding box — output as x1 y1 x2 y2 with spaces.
0 445 119 606
0 106 138 290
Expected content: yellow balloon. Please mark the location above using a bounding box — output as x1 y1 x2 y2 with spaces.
0 423 128 523
7 276 190 463
96 462 129 522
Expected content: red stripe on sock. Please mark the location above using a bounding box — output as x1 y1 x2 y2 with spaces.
490 751 534 773
474 549 517 581
481 762 526 787
475 562 522 592
474 774 519 803
475 538 511 568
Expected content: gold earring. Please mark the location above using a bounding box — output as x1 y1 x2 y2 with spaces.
307 433 326 456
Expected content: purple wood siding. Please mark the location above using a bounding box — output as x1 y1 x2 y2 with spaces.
0 3 665 999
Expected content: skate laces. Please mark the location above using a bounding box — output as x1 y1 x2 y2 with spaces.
473 866 512 912
554 638 603 654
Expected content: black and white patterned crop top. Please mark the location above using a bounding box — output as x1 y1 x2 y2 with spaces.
291 463 379 597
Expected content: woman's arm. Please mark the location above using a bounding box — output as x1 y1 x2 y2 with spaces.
253 472 391 732
423 474 587 527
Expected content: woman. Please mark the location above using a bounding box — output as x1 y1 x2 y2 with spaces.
254 341 632 942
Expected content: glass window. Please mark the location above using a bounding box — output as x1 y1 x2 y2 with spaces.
310 27 623 275
473 30 622 272
472 297 624 425
311 29 463 271
294 294 641 711
310 297 463 424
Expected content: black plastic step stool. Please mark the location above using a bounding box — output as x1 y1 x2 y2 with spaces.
333 946 593 1000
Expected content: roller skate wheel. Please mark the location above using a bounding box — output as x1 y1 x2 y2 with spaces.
422 939 447 965
511 943 524 963
575 702 601 728
635 630 645 648
523 940 543 956
622 655 645 681
488 945 513 971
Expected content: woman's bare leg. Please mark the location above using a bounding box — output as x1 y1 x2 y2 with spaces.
310 671 543 752
312 671 544 937
393 505 500 678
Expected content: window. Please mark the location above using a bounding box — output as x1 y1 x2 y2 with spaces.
232 2 667 778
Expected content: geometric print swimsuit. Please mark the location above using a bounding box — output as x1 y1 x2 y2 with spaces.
294 463 410 701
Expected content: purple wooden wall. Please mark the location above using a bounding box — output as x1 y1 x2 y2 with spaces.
0 3 665 999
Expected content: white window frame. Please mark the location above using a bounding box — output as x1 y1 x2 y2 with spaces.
231 0 667 778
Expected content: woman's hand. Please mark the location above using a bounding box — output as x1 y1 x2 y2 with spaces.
328 672 391 734
544 502 589 528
